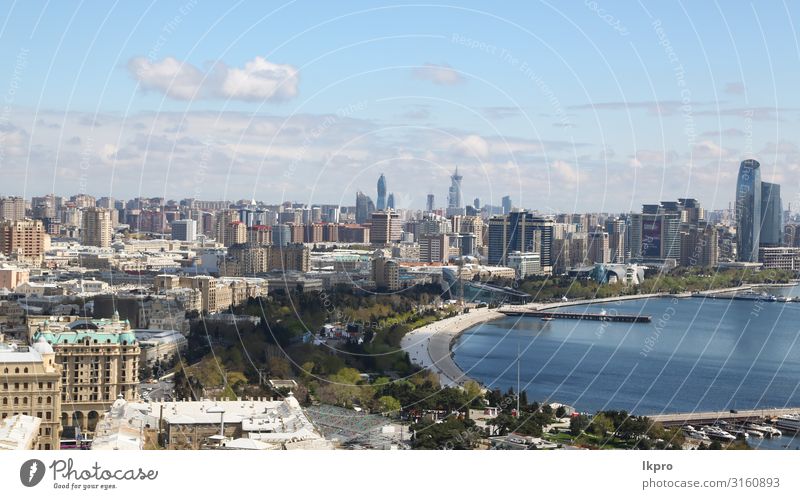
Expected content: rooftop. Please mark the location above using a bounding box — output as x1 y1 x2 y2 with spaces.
0 414 42 450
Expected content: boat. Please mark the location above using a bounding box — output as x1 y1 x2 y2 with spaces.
775 414 800 432
682 427 708 440
701 426 736 442
541 317 554 322
743 422 782 438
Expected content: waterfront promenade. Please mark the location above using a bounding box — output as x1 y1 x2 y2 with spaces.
400 308 503 387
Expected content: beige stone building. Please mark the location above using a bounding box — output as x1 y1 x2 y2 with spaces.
0 340 62 449
30 315 139 435
81 207 113 248
0 219 49 265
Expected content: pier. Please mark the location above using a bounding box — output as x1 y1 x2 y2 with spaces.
647 407 800 427
500 310 651 323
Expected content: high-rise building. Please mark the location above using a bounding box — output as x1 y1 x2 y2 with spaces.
81 207 113 248
426 194 435 212
376 174 387 211
419 233 450 263
369 211 401 245
371 253 400 291
272 224 291 246
0 219 48 264
0 340 62 449
473 198 480 210
447 167 463 211
587 229 610 264
387 193 395 210
0 196 26 221
355 191 375 224
224 221 247 246
680 223 718 267
247 225 272 245
501 196 512 215
487 211 553 273
735 159 762 262
214 209 240 246
171 219 197 241
760 182 782 247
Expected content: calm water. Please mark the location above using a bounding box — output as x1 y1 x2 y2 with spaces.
453 291 800 448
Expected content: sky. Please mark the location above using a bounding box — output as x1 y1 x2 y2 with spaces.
1 0 799 213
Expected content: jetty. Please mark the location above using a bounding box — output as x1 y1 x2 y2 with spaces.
647 407 800 427
500 310 651 323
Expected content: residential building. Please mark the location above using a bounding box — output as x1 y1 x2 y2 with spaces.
81 208 113 248
0 219 48 264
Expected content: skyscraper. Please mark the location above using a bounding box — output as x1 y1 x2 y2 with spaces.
81 207 113 247
447 167 463 210
377 173 387 211
487 211 554 272
387 193 395 210
502 195 512 215
426 194 435 212
760 182 782 247
356 191 375 224
735 159 762 262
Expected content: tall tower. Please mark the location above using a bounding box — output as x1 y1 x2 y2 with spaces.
377 173 387 211
735 159 762 262
448 167 463 209
426 194 435 212
81 207 113 248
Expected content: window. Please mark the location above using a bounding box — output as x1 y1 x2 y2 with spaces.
46 396 51 403
13 397 19 404
37 397 42 404
22 397 27 404
14 367 19 374
1 397 6 405
46 412 51 419
23 367 28 373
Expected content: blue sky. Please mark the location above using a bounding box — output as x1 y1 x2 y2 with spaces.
1 0 799 212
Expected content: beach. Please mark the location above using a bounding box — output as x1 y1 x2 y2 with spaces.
400 308 504 387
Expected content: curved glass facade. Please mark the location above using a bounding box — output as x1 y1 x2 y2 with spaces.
735 159 761 262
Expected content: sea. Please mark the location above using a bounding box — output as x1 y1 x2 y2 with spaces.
452 286 800 449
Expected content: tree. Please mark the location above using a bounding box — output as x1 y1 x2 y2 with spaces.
464 380 482 404
376 395 401 415
590 413 615 438
570 414 590 436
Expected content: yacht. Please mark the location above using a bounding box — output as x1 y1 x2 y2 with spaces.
682 427 708 440
701 426 736 442
775 414 800 432
743 422 782 438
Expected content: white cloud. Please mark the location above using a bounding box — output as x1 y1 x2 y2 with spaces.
127 57 205 100
128 56 299 102
411 63 464 86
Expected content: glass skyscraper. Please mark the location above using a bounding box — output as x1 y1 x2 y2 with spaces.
376 174 387 211
735 159 761 262
760 182 783 247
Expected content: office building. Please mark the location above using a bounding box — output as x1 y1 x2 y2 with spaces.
446 167 464 216
369 211 401 245
735 159 762 262
355 192 375 224
171 219 197 241
501 196 512 215
507 251 542 278
760 182 783 247
419 233 450 263
487 211 553 273
587 229 610 264
426 194 435 212
377 174 387 211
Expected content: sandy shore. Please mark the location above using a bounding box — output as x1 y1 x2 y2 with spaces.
401 308 504 388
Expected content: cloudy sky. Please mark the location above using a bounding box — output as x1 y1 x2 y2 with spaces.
0 1 799 213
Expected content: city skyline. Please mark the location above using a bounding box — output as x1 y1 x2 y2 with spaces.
1 2 798 212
